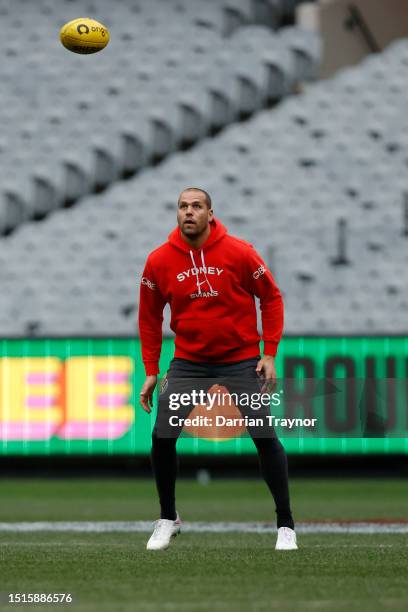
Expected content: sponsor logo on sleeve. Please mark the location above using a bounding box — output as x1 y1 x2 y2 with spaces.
141 277 156 290
253 265 266 279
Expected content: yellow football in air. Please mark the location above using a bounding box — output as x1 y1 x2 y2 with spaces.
60 17 110 54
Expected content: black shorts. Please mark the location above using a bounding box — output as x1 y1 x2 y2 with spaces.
153 356 277 439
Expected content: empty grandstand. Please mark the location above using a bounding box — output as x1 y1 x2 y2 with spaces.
0 0 406 337
0 0 319 234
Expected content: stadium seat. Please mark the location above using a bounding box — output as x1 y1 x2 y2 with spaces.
279 26 322 81
2 5 407 334
0 0 321 234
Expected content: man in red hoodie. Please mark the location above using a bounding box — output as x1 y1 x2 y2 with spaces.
139 187 296 551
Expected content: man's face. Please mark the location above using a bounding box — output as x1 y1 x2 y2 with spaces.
177 190 213 238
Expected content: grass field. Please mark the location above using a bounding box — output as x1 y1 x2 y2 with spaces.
0 478 407 611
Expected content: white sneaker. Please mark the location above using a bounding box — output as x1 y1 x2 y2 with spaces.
146 514 181 550
275 527 298 550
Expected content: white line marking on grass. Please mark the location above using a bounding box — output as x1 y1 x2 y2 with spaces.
0 521 407 534
1 543 403 549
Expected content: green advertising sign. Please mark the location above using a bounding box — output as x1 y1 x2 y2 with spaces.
0 336 407 455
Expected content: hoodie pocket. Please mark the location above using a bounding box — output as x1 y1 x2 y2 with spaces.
175 318 243 355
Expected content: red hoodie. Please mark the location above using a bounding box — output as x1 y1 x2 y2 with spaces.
138 218 284 375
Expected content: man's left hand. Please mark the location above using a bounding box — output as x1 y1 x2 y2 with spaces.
256 355 277 393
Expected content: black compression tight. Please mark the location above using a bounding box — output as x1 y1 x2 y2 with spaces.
151 433 294 529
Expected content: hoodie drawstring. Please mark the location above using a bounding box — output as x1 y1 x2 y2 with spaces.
200 249 215 293
189 250 201 295
189 249 215 295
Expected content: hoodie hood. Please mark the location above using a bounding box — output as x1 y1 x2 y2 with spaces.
167 217 228 297
168 217 227 253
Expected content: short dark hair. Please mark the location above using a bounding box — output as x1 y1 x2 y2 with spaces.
178 187 212 209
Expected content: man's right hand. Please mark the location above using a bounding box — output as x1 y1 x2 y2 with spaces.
140 375 158 413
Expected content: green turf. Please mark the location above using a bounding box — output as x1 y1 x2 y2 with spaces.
0 533 407 612
0 478 406 522
0 478 407 611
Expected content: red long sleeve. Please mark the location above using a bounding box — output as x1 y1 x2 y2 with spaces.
138 258 166 375
244 247 284 356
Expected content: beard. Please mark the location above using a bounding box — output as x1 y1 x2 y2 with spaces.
179 220 206 238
